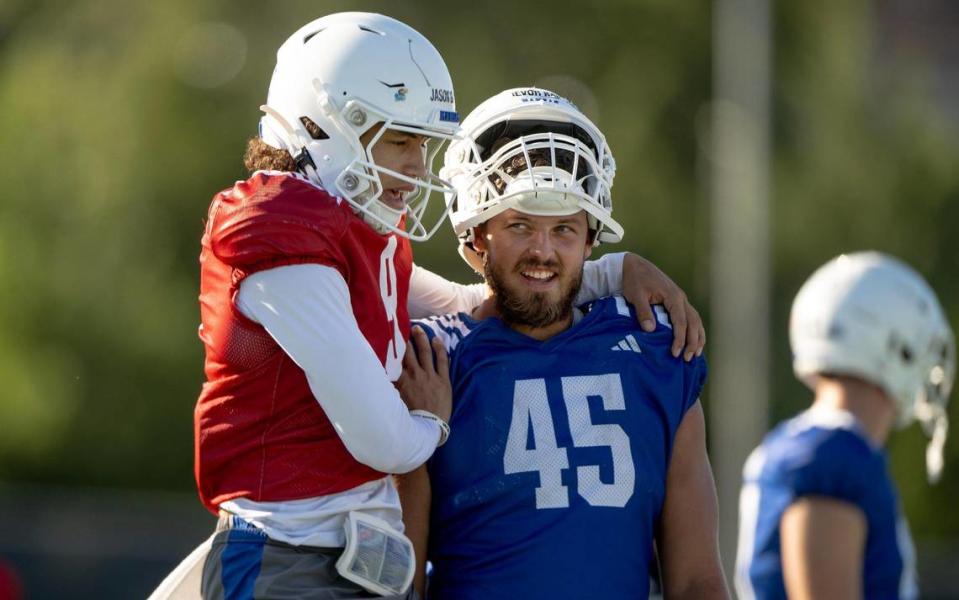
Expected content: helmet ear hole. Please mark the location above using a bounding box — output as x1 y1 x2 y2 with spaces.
901 346 914 364
299 117 329 140
887 333 915 364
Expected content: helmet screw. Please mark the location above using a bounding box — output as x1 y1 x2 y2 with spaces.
342 174 359 190
348 109 367 126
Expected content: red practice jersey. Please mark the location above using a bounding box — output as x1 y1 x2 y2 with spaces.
194 171 413 513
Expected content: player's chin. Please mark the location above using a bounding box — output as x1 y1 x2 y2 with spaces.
517 297 570 328
379 190 407 211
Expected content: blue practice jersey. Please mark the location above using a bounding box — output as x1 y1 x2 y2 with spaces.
415 296 707 600
735 408 918 600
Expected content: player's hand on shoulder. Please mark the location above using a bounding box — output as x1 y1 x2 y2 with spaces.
396 327 452 423
622 253 705 362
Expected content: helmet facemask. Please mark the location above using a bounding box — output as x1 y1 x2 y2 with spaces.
262 90 457 241
447 126 621 245
912 334 956 482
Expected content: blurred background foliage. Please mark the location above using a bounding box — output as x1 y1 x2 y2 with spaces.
1 0 957 565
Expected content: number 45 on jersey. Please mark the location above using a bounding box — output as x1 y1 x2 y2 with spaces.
504 373 635 510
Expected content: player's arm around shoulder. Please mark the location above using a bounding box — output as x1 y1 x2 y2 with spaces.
779 496 866 600
657 401 730 600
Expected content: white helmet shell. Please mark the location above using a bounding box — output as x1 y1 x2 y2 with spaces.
790 252 955 480
442 87 622 270
259 12 460 241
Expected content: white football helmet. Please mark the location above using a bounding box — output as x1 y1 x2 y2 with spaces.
790 252 955 481
258 12 460 241
441 87 622 271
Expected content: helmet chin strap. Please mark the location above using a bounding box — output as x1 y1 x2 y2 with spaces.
360 197 406 235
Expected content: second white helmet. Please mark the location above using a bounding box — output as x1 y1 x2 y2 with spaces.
790 252 955 481
259 12 460 241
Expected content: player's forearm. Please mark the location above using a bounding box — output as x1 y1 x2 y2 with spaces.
396 466 431 596
660 403 729 599
574 251 625 303
663 574 730 600
660 536 728 600
238 264 442 473
408 263 487 318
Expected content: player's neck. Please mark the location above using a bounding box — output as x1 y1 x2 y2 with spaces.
812 377 897 446
474 292 575 341
509 313 574 341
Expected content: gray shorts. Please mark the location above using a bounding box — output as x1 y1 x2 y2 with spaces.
201 514 418 600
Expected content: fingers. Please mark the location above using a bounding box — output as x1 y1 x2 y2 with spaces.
685 303 706 360
411 327 433 370
633 298 658 333
406 327 449 377
666 294 689 359
431 336 449 379
402 332 420 370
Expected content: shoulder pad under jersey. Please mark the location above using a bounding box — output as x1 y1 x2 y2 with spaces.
208 171 349 269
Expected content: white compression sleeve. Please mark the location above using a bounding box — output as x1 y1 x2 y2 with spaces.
237 264 441 474
407 263 487 319
575 252 626 305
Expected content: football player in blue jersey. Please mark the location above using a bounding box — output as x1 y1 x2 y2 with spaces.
734 252 955 599
396 88 729 600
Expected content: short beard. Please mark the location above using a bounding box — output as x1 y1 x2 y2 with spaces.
484 255 583 330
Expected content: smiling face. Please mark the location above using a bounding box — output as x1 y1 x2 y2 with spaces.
474 208 593 338
359 125 430 210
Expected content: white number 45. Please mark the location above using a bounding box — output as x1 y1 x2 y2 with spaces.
504 374 635 509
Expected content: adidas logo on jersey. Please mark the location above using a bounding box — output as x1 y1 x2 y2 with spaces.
611 334 642 353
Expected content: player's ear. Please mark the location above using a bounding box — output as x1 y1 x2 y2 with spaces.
472 225 488 253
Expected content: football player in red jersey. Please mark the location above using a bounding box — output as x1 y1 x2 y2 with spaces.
149 12 707 600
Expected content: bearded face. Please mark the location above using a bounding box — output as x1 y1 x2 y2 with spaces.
484 253 584 329
477 210 590 331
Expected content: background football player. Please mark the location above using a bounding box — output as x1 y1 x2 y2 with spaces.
400 88 728 599
735 252 955 599
179 12 708 600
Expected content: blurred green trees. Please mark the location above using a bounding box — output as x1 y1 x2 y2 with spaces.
0 0 957 536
